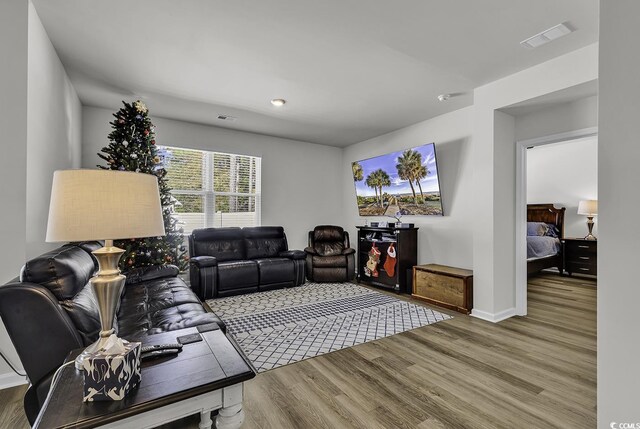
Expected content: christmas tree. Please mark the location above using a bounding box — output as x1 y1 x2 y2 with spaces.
97 100 189 272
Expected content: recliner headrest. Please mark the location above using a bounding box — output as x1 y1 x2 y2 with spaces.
191 227 242 242
313 225 344 242
190 227 246 261
20 245 96 300
242 226 285 239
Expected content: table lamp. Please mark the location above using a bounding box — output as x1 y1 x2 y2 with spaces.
577 199 598 240
46 170 165 370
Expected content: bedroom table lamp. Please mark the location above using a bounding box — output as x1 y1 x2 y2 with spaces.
577 199 598 240
46 169 165 370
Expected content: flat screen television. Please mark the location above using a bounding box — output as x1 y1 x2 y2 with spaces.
351 143 443 216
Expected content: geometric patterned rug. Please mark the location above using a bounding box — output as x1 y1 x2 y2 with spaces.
206 282 452 372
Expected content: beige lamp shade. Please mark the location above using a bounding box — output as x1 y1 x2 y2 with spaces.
46 169 166 242
577 200 598 216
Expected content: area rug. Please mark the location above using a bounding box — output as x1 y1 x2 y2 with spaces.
206 282 452 372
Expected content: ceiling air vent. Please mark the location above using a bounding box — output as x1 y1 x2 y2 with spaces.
520 22 574 49
217 114 237 122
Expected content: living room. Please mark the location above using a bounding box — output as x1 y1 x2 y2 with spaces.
0 1 638 428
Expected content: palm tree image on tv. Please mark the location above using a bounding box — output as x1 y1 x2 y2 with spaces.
352 161 363 182
365 168 391 207
352 143 443 216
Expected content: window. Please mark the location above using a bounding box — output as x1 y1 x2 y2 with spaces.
158 146 261 233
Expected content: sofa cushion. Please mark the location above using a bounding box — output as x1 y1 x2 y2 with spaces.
255 258 294 284
20 245 96 300
119 276 202 316
60 282 102 346
312 255 348 268
243 227 287 259
217 260 259 291
191 228 245 262
125 264 180 285
117 276 224 339
74 241 103 269
314 242 345 257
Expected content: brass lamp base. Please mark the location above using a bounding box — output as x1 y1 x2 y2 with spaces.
584 216 597 241
75 240 127 371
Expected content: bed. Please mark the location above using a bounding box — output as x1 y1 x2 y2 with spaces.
527 204 565 275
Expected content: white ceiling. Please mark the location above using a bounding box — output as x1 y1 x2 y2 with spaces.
32 0 598 147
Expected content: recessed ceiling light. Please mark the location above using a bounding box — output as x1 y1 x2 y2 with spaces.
437 94 451 102
520 22 574 49
271 98 286 107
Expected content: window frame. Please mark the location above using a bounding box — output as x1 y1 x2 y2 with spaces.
161 146 262 231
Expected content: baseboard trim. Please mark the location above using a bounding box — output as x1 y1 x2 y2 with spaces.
0 371 27 390
471 308 516 323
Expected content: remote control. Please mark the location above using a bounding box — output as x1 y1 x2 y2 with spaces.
141 349 180 361
140 343 183 354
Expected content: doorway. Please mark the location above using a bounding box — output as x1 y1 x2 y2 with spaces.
515 127 598 315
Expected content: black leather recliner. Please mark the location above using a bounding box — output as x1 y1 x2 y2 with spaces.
189 226 306 299
0 242 225 424
304 225 356 282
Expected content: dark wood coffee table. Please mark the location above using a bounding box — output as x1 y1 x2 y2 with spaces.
33 324 256 429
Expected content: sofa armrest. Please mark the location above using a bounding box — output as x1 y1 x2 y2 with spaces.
189 257 218 299
190 256 218 268
342 248 356 256
125 264 179 285
0 282 84 390
303 247 317 255
280 250 306 260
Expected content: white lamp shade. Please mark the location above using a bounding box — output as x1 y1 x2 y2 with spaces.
577 200 598 216
46 169 166 242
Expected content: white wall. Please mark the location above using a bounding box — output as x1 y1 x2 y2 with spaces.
82 106 343 250
26 2 82 258
472 43 599 321
0 0 29 388
515 95 598 142
598 1 640 425
526 138 598 238
0 2 82 388
342 106 474 270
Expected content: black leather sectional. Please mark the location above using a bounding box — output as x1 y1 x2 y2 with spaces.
189 226 306 299
0 242 224 423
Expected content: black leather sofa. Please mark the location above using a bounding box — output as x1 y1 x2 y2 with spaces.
189 226 306 299
0 242 225 424
305 225 356 282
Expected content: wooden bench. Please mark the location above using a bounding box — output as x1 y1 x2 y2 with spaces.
412 264 473 314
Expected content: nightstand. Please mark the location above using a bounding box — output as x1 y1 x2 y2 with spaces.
562 238 597 276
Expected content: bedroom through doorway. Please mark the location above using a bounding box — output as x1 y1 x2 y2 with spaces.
515 128 598 316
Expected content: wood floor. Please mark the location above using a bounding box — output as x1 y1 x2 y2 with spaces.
0 273 596 429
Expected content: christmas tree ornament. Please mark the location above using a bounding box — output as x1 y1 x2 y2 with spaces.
134 100 148 114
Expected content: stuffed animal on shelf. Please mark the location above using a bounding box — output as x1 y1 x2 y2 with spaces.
364 243 381 277
383 243 397 277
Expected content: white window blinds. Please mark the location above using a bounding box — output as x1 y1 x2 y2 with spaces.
158 146 261 233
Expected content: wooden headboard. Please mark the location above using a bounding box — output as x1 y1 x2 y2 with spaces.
527 204 566 239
